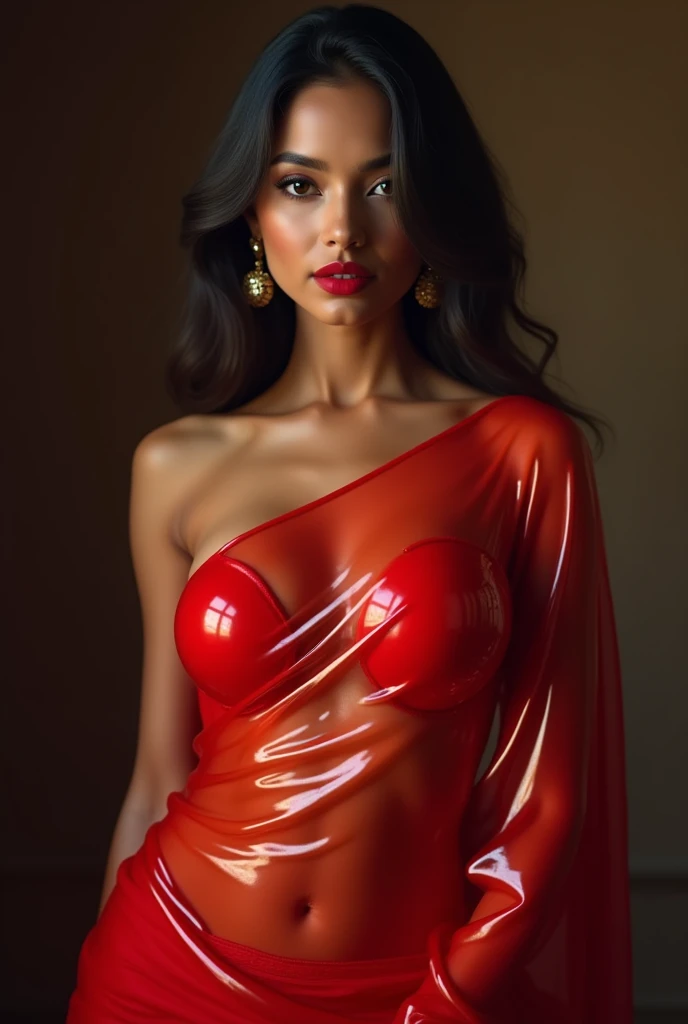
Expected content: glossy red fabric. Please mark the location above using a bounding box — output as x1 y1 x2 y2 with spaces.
67 395 633 1022
66 823 429 1023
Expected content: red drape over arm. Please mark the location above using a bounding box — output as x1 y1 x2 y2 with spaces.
393 410 633 1024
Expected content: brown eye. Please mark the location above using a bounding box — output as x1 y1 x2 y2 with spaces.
288 179 312 197
275 175 392 201
275 176 316 199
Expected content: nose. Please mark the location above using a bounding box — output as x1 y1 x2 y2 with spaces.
320 192 366 249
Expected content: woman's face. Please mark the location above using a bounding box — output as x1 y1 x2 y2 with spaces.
244 77 423 326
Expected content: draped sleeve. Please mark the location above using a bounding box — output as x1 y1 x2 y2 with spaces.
393 408 633 1024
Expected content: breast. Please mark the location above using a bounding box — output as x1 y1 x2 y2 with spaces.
173 537 512 716
355 537 512 711
173 555 297 712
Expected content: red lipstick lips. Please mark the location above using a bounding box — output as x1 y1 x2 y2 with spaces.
312 260 375 296
314 261 373 277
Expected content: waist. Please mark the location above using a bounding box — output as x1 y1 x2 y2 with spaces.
113 823 434 1024
155 800 466 958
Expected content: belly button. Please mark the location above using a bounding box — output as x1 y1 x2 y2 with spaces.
295 897 313 920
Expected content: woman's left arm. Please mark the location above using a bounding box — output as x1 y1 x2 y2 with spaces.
394 410 607 1023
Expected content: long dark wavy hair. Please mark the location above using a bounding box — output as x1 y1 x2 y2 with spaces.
167 3 610 453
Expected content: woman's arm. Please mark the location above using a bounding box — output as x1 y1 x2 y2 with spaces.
394 408 623 1022
98 428 201 915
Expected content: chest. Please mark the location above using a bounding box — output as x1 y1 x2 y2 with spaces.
175 490 513 721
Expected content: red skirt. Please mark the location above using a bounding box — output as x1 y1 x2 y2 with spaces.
66 822 429 1024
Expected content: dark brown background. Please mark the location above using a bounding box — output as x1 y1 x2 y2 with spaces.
3 1 686 1020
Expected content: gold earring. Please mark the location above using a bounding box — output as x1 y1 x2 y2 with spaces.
414 265 443 309
242 236 274 307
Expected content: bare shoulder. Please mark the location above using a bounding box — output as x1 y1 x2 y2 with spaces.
134 413 219 465
135 411 260 474
131 413 255 551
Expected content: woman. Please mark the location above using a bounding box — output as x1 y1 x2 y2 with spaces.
67 5 632 1022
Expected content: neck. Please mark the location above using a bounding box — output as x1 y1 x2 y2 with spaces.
276 303 432 408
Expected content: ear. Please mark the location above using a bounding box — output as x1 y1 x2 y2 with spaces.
243 207 260 239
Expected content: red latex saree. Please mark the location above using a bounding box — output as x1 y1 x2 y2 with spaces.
67 395 633 1023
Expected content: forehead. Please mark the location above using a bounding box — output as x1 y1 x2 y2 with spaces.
273 80 392 160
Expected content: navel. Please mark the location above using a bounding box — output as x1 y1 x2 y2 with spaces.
294 895 313 920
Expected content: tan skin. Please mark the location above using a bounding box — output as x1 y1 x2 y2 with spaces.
99 77 500 954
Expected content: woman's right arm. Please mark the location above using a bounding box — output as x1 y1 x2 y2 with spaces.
98 426 202 916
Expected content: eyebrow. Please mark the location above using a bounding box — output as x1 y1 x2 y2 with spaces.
269 151 391 172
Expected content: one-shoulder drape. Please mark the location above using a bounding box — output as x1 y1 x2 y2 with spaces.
67 396 632 1023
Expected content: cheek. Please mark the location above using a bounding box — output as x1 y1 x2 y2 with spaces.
376 218 422 269
259 211 309 268
379 232 424 287
249 195 311 283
